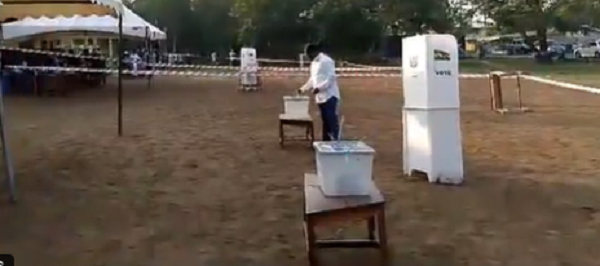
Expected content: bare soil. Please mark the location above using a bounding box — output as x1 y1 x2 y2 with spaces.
0 76 599 266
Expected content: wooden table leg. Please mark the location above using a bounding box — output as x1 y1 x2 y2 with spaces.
377 209 389 265
309 123 315 144
304 220 318 266
279 121 284 147
59 76 67 96
306 124 312 148
368 217 376 240
34 73 39 96
305 125 310 140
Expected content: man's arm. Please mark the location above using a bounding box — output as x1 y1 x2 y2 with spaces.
299 76 312 93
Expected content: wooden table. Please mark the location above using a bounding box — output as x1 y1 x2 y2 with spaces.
303 173 388 266
279 113 314 148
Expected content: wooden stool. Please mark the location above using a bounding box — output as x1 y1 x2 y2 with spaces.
279 114 314 148
489 71 531 114
303 173 388 266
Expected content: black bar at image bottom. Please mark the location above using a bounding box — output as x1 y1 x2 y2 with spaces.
0 254 14 266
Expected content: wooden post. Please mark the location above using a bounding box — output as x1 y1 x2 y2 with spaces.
489 73 503 111
117 12 124 136
516 73 523 109
144 26 152 89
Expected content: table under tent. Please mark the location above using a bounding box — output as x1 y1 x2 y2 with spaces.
0 0 141 203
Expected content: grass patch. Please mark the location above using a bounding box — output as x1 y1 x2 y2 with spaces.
459 60 495 73
543 74 600 88
460 58 600 87
461 58 599 74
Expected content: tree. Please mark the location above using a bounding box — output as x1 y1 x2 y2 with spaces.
469 0 574 51
129 0 474 58
306 0 381 55
230 0 317 56
372 0 461 35
553 0 600 32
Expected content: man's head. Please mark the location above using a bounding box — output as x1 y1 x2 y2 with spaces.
304 43 321 60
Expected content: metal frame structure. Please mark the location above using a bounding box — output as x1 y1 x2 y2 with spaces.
0 13 17 202
0 0 124 202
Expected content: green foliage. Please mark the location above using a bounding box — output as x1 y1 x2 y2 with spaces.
470 0 600 50
129 0 597 57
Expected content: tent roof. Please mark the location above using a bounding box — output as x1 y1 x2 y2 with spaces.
0 0 123 18
1 3 115 20
0 0 121 7
2 6 166 40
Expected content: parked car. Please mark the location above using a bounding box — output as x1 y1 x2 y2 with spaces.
574 40 600 58
509 40 533 54
547 43 565 53
562 43 576 60
544 42 566 59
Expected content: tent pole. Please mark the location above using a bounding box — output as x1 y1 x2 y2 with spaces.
0 22 17 203
117 13 123 136
145 26 151 89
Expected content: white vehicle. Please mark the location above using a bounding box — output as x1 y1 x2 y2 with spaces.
167 53 185 64
574 40 600 58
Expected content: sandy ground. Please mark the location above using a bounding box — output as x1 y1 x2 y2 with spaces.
0 75 599 266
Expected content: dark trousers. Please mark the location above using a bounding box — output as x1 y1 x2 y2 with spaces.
318 96 339 141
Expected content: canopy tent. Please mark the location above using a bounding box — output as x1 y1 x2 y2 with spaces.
2 7 166 40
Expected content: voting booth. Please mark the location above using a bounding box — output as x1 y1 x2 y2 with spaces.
402 34 464 184
239 47 260 91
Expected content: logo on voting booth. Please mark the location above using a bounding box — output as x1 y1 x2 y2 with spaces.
433 49 450 61
409 56 418 68
433 49 452 76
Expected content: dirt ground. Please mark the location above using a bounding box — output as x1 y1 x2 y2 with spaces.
0 75 599 266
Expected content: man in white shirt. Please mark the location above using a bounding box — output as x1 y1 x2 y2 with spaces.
211 52 218 65
129 51 142 76
229 49 236 66
298 43 341 141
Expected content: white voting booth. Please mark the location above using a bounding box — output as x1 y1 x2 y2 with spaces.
239 47 260 91
402 34 464 184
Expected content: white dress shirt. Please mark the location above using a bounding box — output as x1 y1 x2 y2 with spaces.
130 53 142 75
300 53 340 104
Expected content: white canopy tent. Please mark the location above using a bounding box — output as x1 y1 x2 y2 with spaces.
1 6 166 40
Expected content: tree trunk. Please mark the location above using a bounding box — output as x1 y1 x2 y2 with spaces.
534 27 553 64
537 27 548 52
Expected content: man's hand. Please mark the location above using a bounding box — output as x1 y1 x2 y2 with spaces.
298 83 311 94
